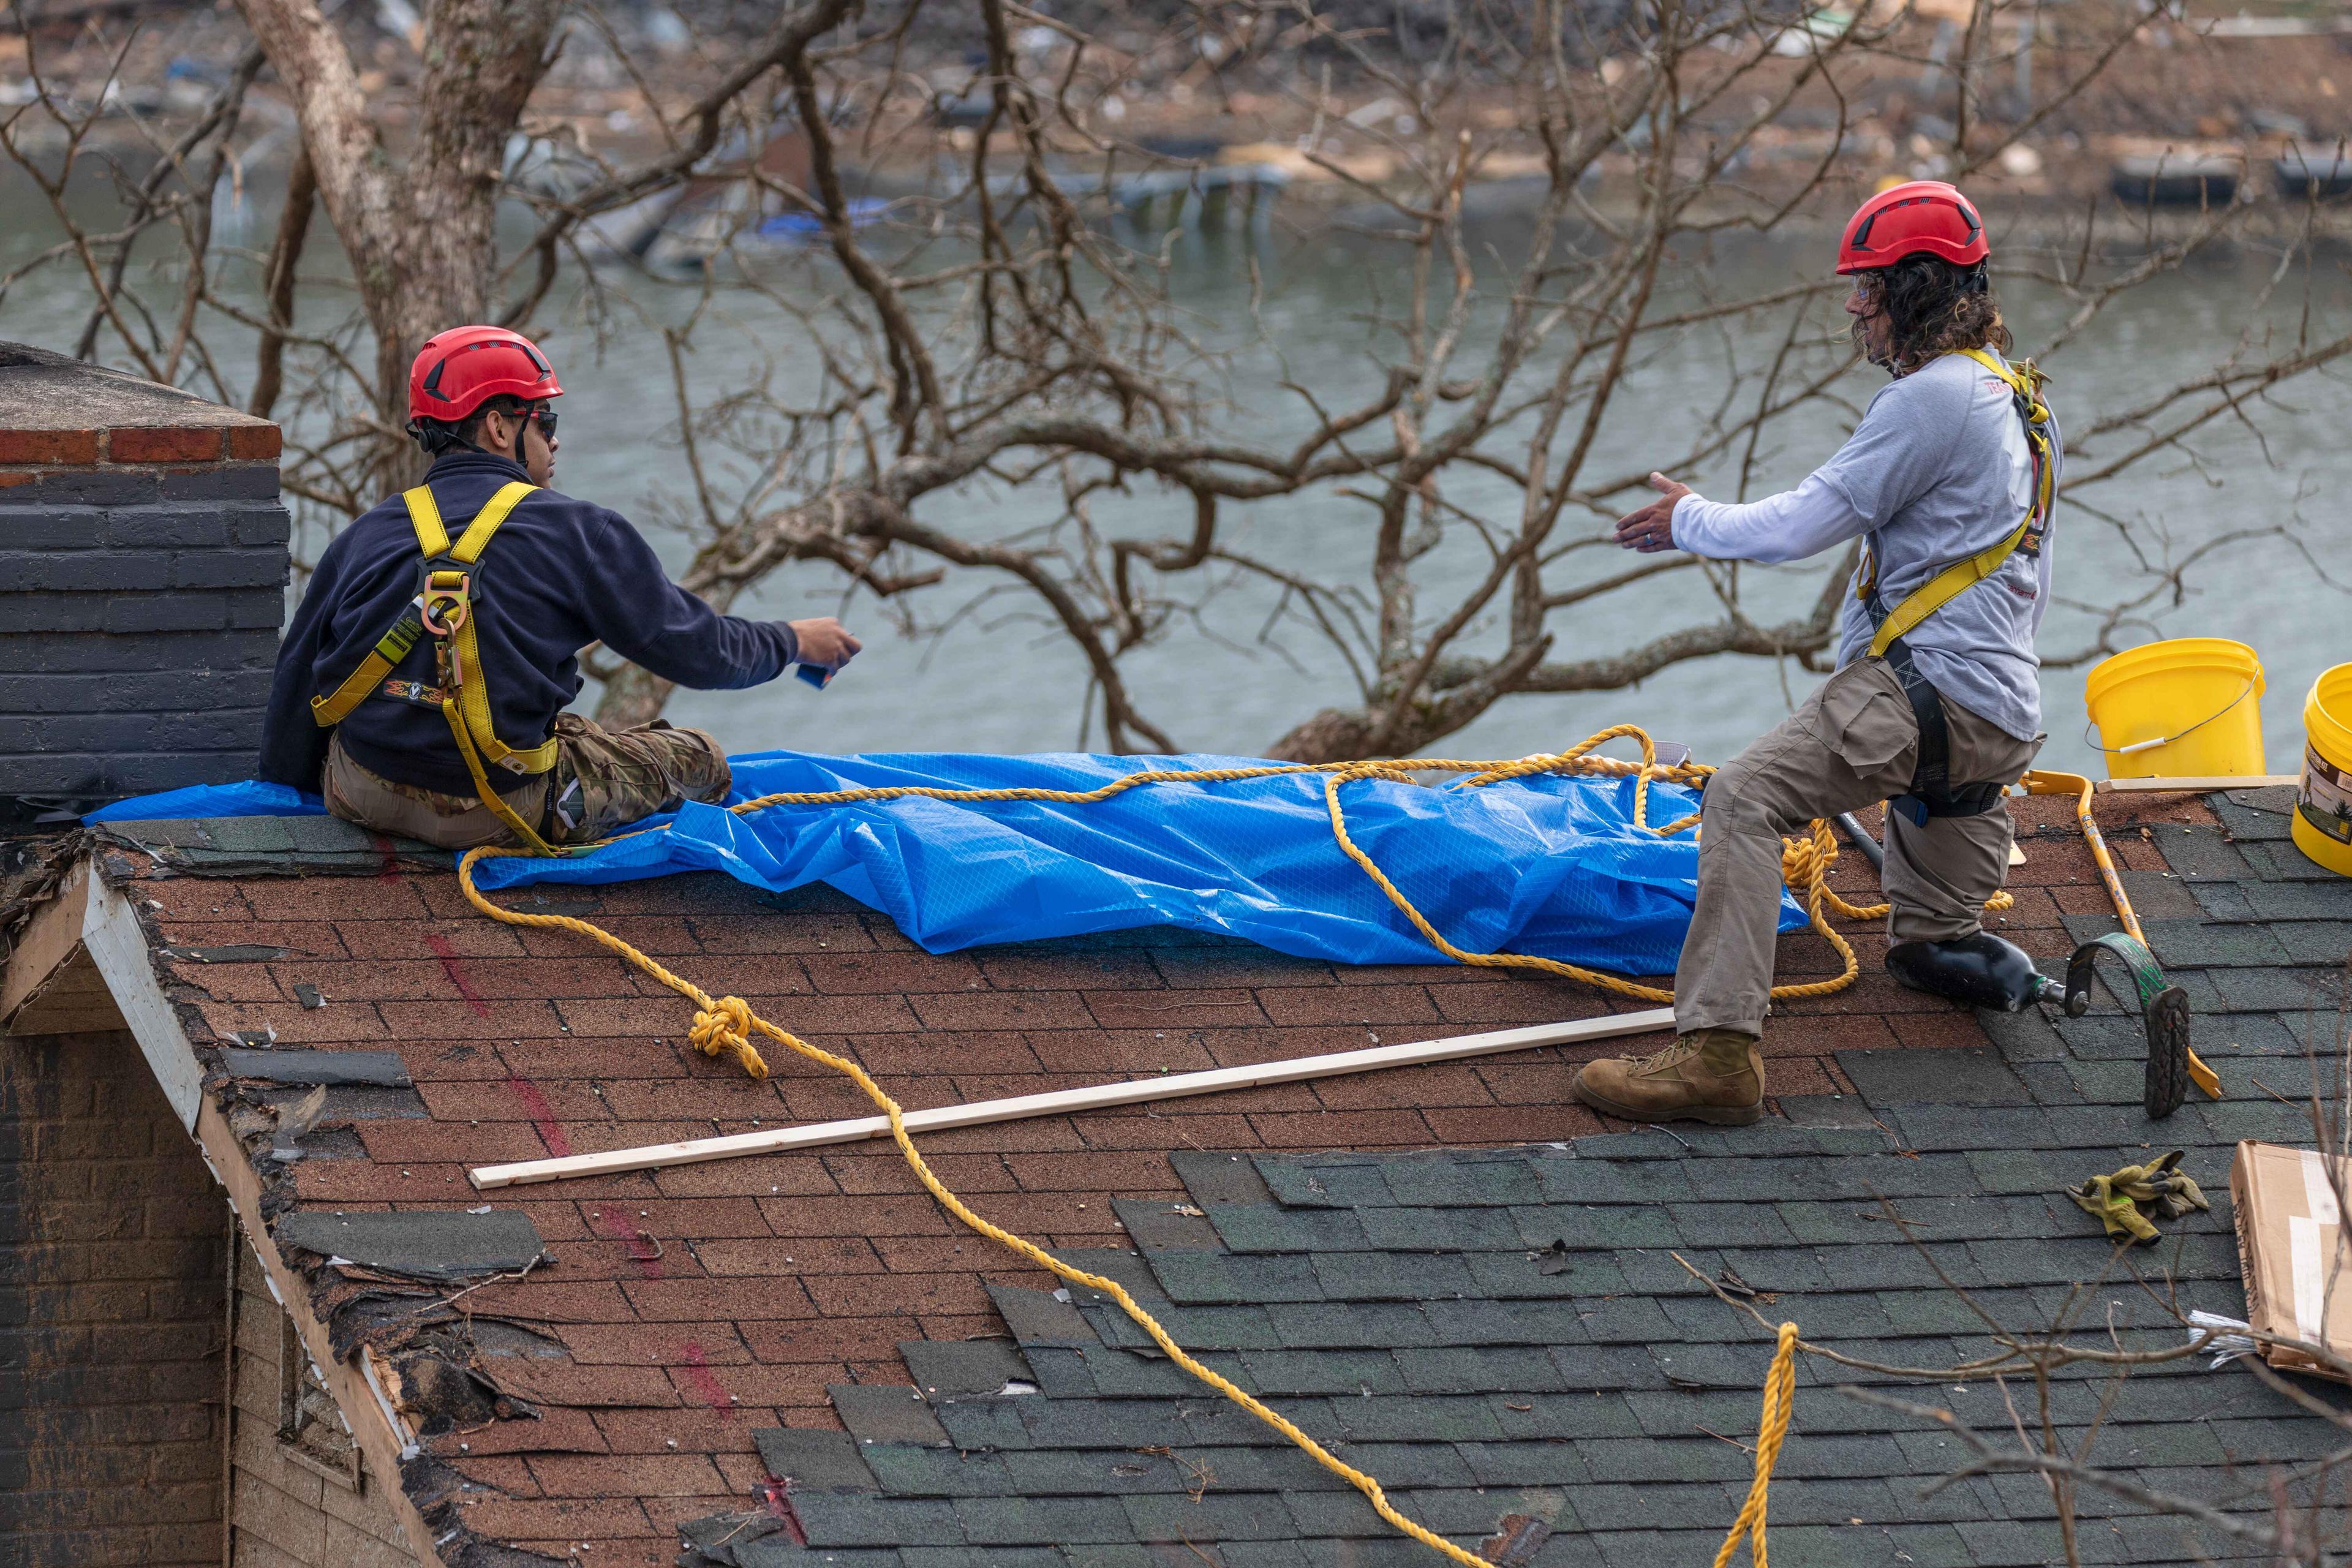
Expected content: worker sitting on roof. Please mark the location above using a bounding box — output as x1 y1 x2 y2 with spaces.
1575 181 2057 1126
257 325 860 853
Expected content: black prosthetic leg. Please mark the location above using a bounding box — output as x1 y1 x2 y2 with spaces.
1882 930 2192 1118
1884 932 2047 1012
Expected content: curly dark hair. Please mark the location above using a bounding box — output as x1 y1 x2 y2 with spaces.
1851 253 2009 374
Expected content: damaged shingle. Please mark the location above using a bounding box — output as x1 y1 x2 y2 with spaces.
276 1210 550 1283
222 1047 412 1087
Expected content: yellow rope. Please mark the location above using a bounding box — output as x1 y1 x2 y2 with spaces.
1716 1322 1802 1568
453 726 1878 1562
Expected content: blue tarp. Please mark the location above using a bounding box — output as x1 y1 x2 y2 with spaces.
84 750 1801 972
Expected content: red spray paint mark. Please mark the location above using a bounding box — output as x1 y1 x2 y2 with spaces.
370 833 404 883
505 1072 573 1159
678 1340 734 1420
755 1477 807 1544
423 932 492 1020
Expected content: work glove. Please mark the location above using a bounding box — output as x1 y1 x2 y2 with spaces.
2070 1151 2209 1245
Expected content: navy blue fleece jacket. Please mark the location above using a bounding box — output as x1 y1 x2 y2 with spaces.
258 450 796 796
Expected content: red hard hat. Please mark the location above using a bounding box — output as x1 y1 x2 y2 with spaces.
405 325 563 424
1836 180 1988 274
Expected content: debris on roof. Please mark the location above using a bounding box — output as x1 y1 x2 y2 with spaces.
220 1046 415 1086
275 1209 552 1283
36 783 2352 1564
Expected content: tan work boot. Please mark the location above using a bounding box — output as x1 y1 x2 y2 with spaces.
1571 1028 1765 1126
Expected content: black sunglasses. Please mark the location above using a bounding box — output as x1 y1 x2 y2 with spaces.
528 404 558 439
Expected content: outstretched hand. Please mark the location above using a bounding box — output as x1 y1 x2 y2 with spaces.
1613 472 1691 554
789 617 863 669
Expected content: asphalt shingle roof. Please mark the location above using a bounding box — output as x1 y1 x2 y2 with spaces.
77 783 2352 1566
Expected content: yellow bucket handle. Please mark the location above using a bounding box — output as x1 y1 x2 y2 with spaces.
2084 668 2263 758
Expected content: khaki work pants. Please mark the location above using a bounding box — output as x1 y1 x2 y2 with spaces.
323 713 732 850
1673 656 2042 1038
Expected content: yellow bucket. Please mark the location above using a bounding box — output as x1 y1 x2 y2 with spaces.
2293 663 2352 875
2082 638 2266 780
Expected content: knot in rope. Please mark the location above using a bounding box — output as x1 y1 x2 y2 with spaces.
689 995 769 1079
1779 822 1839 903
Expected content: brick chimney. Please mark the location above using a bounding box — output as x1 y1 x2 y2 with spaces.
0 342 288 814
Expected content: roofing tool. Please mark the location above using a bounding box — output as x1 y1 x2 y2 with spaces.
1880 769 2211 1119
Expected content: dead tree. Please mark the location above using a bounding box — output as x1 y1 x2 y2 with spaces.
6 0 2348 760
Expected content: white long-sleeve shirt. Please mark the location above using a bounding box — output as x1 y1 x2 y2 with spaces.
1668 471 1868 564
1656 352 2059 742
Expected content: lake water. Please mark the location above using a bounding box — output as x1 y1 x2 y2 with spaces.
6 167 2347 779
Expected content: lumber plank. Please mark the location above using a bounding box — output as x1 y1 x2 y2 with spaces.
2094 774 2301 793
469 1008 1677 1189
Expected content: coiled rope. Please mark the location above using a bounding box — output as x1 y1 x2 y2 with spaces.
454 725 1890 1562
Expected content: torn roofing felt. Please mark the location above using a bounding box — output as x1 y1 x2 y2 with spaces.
274 1210 551 1282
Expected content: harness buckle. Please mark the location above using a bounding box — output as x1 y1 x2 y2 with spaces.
420 581 470 637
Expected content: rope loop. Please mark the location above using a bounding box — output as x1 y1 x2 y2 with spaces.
689 995 769 1079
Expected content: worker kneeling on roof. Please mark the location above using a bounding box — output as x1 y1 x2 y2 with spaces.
1575 181 2057 1126
257 326 860 851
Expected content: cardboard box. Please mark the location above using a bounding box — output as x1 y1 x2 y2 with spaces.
2231 1140 2352 1381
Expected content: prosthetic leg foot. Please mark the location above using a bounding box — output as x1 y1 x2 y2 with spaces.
1883 932 2048 1012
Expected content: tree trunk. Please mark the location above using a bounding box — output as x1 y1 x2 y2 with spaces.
233 0 561 490
595 665 677 731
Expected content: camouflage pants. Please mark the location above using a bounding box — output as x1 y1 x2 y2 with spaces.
323 714 731 850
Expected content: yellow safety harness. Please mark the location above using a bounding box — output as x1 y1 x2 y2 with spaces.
308 480 560 856
1858 346 2056 659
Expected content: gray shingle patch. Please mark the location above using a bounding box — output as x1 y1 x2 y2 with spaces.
2274 921 2352 967
1263 1302 1433 1351
1838 1049 2034 1107
1308 1250 1475 1302
1111 1197 1223 1251
1147 1251 1325 1305
1253 1156 1397 1209
2209 786 2298 839
990 1284 1102 1346
752 1427 880 1493
2241 841 2347 882
1535 1159 1697 1204
1509 1204 1681 1252
1378 1152 1551 1208
794 1494 964 1548
1355 1205 1523 1252
273 1208 547 1282
219 1047 412 1087
862 1444 1017 1498
2192 879 2260 922
933 1396 1035 1452
2147 824 2259 881
901 1339 1035 1397
2144 910 2292 965
1169 1148 1276 1207
1082 1301 1280 1354
831 1384 951 1446
1207 1204 1370 1254
2237 879 2352 922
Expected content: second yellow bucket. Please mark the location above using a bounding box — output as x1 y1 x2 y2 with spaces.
2082 638 2267 780
2293 663 2352 876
